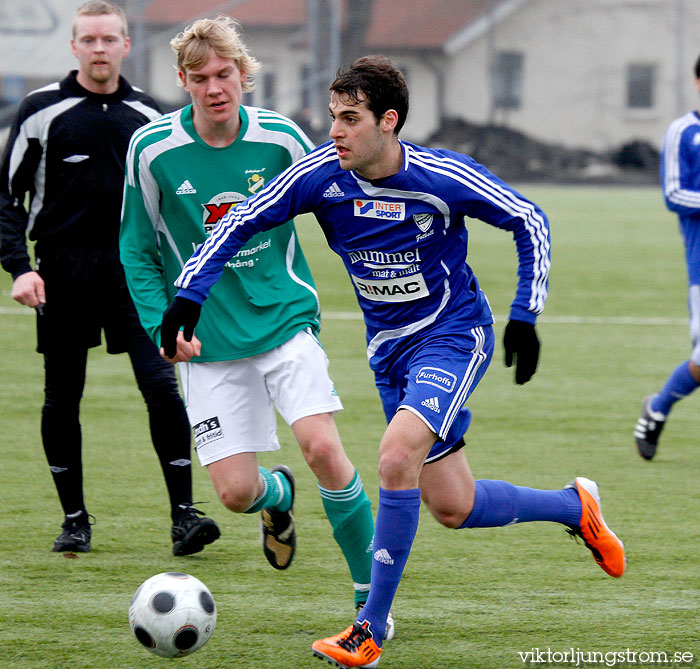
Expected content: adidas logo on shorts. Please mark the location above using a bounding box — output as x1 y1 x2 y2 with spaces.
421 397 440 413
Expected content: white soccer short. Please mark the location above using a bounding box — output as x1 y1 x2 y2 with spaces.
690 284 700 365
179 328 343 466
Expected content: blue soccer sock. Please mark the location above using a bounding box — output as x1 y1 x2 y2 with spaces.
651 361 699 416
459 479 581 529
355 487 421 646
243 466 292 514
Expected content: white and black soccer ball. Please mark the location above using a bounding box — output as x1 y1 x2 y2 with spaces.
129 572 217 658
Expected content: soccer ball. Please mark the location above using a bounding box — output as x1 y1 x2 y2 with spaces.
128 572 216 658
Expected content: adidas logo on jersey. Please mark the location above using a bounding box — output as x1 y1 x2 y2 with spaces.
176 179 197 194
421 397 440 413
373 548 394 565
323 182 345 198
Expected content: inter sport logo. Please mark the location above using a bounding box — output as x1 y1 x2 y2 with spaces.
354 199 406 220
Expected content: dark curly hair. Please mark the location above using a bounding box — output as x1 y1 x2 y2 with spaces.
330 55 409 134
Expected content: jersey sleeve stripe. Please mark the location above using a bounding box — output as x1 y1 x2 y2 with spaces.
177 145 337 287
407 146 549 313
250 107 315 151
125 116 178 187
663 114 700 209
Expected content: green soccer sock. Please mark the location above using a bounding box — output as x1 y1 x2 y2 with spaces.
319 470 375 607
244 466 292 514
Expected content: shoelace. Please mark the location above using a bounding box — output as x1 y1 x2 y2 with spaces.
177 502 209 519
338 623 370 652
565 527 603 563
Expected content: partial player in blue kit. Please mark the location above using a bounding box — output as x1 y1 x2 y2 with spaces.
635 52 700 460
161 55 626 668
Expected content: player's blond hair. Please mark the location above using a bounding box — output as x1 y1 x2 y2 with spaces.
73 1 128 38
170 15 261 92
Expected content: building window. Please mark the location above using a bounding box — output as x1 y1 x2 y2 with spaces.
627 63 655 109
492 51 523 110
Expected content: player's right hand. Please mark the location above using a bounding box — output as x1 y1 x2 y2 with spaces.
11 271 45 308
160 296 202 359
160 331 202 363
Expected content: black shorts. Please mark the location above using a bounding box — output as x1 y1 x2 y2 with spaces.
36 245 148 355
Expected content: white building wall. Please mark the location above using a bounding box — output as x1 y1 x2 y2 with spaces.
149 39 185 105
396 55 441 143
445 0 700 151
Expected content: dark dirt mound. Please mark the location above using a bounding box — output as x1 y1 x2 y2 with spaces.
426 118 659 184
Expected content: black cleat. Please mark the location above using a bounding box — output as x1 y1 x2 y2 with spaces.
260 465 296 570
53 511 94 553
172 504 220 556
634 396 666 460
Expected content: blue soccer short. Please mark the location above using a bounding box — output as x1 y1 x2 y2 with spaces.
374 324 494 462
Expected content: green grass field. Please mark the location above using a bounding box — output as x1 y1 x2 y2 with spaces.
1 185 698 668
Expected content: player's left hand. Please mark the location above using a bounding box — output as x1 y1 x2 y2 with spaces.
503 319 540 384
161 296 202 360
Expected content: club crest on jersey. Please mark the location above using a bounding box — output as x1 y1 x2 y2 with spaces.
413 213 433 232
354 199 405 220
202 191 246 233
416 367 457 393
247 172 265 194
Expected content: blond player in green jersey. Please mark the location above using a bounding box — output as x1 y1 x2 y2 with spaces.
120 17 391 633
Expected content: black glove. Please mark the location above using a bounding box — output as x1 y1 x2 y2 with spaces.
160 296 202 359
503 319 540 385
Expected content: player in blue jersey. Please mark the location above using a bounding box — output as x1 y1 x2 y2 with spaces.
634 53 700 460
161 56 626 668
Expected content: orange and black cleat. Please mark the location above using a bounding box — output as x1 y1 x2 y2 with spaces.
312 620 382 668
566 477 626 578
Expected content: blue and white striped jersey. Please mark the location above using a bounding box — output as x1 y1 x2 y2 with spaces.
176 140 550 372
660 110 700 286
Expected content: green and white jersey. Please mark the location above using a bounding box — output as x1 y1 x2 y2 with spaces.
120 104 319 361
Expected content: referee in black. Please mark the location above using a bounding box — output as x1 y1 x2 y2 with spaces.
0 1 219 556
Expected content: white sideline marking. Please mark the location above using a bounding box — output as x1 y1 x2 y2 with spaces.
320 312 687 326
0 305 687 326
1 306 35 315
